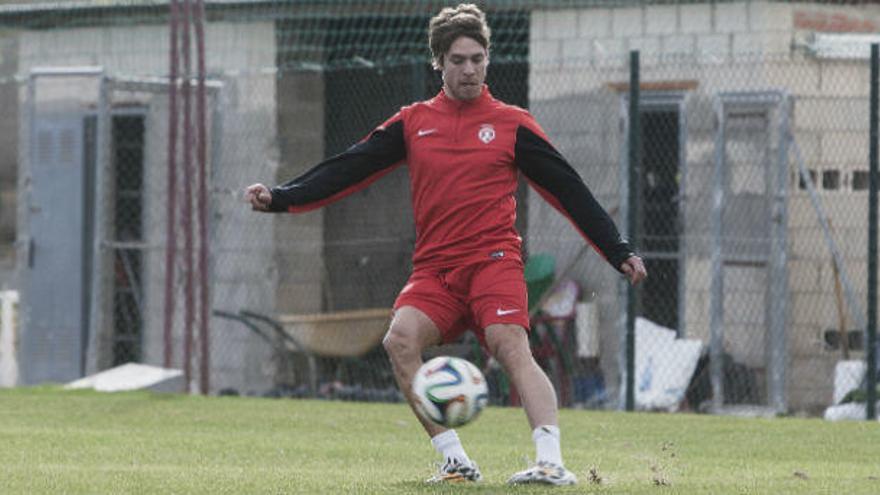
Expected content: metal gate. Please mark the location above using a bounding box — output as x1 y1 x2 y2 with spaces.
709 91 791 413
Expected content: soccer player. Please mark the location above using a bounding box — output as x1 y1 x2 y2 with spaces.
246 3 646 486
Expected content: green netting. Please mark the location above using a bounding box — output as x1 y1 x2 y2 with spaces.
2 0 878 414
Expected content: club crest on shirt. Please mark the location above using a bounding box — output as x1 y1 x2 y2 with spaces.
478 124 495 144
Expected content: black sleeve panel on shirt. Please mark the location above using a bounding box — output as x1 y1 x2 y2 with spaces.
268 119 406 212
515 125 634 272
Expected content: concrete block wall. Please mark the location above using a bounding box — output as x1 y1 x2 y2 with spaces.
531 2 878 413
530 2 821 73
275 71 326 316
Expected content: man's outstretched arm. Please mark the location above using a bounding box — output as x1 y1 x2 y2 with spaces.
514 123 646 285
247 117 406 213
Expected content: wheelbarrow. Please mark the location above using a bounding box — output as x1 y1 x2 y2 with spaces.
213 308 391 397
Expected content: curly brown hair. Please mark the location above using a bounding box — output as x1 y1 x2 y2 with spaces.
428 3 491 69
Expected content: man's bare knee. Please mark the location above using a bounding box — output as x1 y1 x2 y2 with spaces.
485 324 531 368
383 306 442 361
383 325 420 361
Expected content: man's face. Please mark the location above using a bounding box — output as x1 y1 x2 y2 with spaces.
441 36 488 101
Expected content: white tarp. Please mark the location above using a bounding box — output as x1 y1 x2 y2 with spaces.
65 363 183 393
823 360 875 421
824 402 880 421
623 317 703 411
832 360 865 405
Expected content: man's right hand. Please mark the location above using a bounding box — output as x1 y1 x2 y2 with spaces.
245 183 273 211
620 255 647 286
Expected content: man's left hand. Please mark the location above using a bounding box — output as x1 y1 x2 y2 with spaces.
620 255 647 286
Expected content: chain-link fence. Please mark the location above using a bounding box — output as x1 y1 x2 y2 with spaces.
1 0 878 418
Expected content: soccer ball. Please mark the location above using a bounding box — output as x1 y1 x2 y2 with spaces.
412 356 489 427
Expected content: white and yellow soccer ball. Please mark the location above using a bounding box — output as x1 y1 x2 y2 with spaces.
412 356 489 427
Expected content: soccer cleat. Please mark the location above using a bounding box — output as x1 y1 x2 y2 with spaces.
426 458 483 483
507 460 578 486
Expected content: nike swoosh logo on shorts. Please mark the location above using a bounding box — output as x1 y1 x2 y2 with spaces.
417 128 437 137
496 308 520 316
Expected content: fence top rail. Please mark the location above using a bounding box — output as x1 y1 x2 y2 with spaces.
0 0 673 16
716 90 789 104
30 67 104 78
110 77 224 94
10 0 874 22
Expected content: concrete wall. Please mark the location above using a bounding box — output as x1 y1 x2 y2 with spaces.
532 1 879 413
15 21 287 394
276 71 326 315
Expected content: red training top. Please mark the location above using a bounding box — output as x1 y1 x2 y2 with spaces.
269 86 633 272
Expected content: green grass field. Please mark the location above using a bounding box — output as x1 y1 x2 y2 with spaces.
1 387 878 494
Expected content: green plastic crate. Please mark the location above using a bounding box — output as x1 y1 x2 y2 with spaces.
524 253 555 312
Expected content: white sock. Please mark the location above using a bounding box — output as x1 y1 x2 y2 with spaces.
533 425 563 466
431 430 471 465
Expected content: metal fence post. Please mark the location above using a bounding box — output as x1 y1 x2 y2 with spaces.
88 72 109 376
769 94 791 415
625 50 640 412
867 43 878 421
709 96 726 413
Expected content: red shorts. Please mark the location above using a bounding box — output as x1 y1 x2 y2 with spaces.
393 258 530 346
